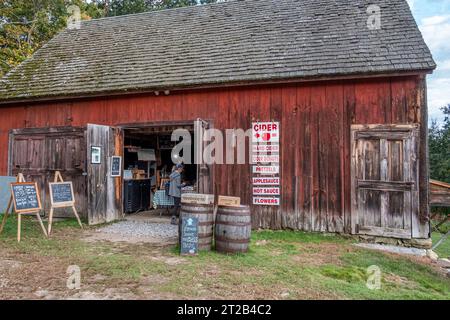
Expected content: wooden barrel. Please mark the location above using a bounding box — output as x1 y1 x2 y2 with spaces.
179 203 214 251
215 205 251 253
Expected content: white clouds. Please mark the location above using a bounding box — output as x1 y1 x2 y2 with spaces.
411 1 450 123
427 77 450 122
419 15 450 51
439 59 450 70
417 13 450 123
422 15 450 25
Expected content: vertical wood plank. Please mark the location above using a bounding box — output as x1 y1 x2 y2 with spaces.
270 87 283 230
415 76 430 238
344 83 355 233
325 84 344 232
380 139 388 228
281 85 297 229
87 124 109 225
310 85 324 232
297 85 312 231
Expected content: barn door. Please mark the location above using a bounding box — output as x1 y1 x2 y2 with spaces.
9 127 87 217
194 119 212 194
87 124 124 225
9 133 46 211
351 124 419 239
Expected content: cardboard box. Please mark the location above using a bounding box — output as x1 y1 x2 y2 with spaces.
181 193 214 205
218 196 241 207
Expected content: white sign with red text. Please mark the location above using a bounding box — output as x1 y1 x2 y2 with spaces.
253 197 280 206
252 165 279 175
252 122 280 143
252 122 281 206
253 187 280 196
252 177 280 185
252 154 279 164
252 144 280 153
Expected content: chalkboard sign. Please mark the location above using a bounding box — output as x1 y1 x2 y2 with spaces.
11 182 42 213
180 216 199 255
49 182 74 206
111 156 122 177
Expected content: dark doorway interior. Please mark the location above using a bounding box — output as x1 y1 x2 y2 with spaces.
122 124 196 215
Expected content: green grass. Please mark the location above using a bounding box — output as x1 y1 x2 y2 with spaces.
1 215 449 300
162 230 450 300
432 219 450 234
431 219 450 258
316 249 449 300
432 232 450 258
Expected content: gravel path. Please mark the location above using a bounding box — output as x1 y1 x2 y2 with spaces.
96 221 178 239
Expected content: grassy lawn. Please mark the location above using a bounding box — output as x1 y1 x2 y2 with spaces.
432 232 450 258
0 214 449 300
431 220 450 258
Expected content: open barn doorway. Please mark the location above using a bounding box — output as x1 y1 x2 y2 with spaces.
121 122 197 222
86 120 212 244
117 120 212 226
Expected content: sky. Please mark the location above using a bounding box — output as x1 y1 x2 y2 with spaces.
407 0 450 123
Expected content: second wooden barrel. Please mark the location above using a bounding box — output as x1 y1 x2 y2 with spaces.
179 202 214 251
215 205 251 253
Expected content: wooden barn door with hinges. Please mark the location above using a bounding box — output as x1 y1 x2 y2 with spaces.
87 124 124 225
351 124 419 239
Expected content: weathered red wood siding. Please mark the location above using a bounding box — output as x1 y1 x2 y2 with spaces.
0 75 428 233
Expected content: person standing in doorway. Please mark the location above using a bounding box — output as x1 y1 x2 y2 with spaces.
169 163 184 225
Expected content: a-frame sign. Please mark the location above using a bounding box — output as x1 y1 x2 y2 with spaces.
47 171 83 235
0 173 47 242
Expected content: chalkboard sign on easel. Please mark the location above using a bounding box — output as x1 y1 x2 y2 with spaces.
0 173 48 242
180 216 199 255
49 182 74 206
47 171 83 235
11 182 41 213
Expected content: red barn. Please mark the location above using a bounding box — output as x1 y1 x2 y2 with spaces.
0 0 436 245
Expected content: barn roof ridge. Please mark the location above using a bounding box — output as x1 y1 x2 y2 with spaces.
0 0 436 103
78 0 233 24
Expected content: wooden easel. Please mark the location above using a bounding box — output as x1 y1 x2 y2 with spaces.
0 173 48 242
47 171 83 235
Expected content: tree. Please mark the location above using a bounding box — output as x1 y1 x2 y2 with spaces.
429 104 450 183
106 0 150 16
0 0 102 77
0 0 66 76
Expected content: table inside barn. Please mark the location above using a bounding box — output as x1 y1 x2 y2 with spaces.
152 190 174 215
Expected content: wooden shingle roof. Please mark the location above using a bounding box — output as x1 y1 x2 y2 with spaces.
0 0 436 102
